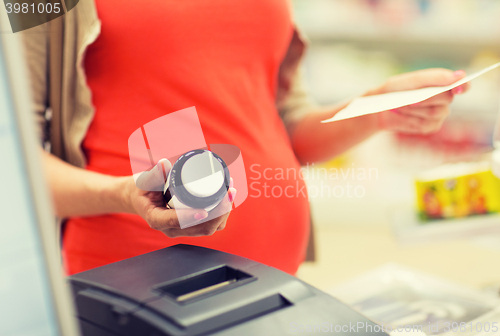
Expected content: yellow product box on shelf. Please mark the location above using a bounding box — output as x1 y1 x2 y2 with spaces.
415 162 500 221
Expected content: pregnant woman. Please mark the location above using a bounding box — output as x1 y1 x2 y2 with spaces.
22 0 468 275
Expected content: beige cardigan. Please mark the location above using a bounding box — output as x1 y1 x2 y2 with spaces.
20 0 317 168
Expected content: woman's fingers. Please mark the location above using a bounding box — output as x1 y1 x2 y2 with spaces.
411 91 454 108
397 105 450 121
166 208 232 237
146 206 207 231
381 109 446 134
146 205 224 237
406 82 469 110
138 166 237 237
211 187 236 217
157 158 172 181
382 68 466 93
166 219 223 238
215 187 236 230
146 187 236 237
134 158 172 191
369 67 473 135
451 82 470 95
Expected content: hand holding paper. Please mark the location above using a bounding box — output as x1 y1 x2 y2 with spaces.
322 62 500 124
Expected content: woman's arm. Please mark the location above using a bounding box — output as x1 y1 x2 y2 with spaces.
43 151 131 217
289 68 469 164
290 103 378 165
43 151 236 237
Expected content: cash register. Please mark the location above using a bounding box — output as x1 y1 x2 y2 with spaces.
69 244 388 336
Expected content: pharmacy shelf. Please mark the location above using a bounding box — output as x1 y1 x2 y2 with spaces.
293 0 500 64
304 30 500 66
308 31 500 50
302 25 500 46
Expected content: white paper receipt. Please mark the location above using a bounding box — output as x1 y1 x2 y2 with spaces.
321 62 500 123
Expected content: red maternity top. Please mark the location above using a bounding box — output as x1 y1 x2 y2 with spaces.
63 0 310 275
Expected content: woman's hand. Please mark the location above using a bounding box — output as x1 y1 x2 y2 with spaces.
42 151 236 236
290 68 472 164
123 159 236 238
369 69 470 134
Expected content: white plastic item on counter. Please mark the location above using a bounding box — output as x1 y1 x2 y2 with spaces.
328 264 500 336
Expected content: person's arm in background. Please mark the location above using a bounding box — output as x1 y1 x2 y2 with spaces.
286 69 470 165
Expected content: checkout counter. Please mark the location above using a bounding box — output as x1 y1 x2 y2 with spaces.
69 244 388 336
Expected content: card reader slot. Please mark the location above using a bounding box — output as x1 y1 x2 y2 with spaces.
154 265 256 305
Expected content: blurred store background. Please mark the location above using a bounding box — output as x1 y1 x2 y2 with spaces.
293 1 500 327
